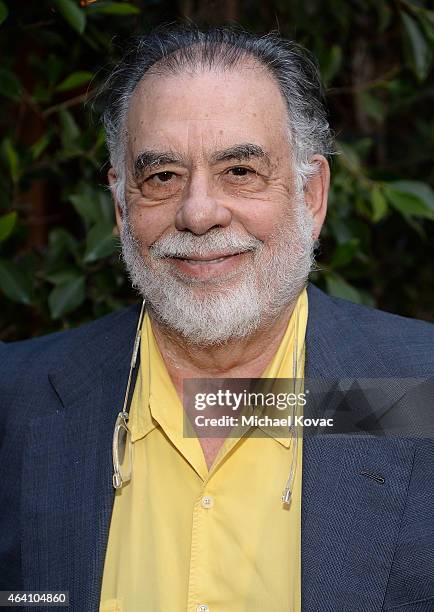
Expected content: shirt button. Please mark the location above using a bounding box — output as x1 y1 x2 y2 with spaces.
201 495 214 509
197 606 209 612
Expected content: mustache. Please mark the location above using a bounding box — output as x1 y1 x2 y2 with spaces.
149 229 263 259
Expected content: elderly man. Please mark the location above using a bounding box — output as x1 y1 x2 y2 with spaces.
1 25 434 612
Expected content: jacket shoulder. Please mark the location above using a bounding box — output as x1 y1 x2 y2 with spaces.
307 283 434 375
308 282 434 337
0 303 140 386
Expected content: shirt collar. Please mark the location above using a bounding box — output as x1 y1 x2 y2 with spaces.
128 287 308 449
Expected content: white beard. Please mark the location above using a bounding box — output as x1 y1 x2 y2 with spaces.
120 194 315 346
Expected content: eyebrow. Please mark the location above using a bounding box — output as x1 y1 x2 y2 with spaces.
133 142 271 179
134 150 184 179
211 143 271 166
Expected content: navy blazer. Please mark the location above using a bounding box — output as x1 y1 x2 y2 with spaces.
1 283 434 612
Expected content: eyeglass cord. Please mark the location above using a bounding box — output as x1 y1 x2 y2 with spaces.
281 299 302 507
114 297 304 510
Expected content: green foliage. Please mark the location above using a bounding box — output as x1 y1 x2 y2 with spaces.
53 0 86 34
0 211 16 242
0 0 433 340
56 71 94 92
48 275 86 318
401 10 432 81
85 2 140 15
0 2 8 26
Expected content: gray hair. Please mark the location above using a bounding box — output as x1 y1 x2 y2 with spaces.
100 24 334 208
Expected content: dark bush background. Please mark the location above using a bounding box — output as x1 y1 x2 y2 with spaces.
0 0 433 341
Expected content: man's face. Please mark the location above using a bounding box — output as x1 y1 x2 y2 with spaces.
113 62 325 344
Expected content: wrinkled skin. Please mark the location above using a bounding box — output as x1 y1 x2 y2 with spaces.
108 61 329 376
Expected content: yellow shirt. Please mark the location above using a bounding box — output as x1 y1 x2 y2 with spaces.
100 288 308 612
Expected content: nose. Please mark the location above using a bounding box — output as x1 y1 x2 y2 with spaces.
175 172 232 235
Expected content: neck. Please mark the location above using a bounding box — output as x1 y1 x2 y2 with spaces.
149 300 297 391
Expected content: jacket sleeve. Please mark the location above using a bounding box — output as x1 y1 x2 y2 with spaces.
0 340 24 590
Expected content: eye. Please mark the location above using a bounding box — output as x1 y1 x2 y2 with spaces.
140 169 184 200
147 171 176 183
227 166 251 177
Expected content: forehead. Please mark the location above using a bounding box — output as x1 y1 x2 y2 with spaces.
126 62 290 159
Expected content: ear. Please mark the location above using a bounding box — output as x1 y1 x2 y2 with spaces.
303 154 330 240
108 167 124 234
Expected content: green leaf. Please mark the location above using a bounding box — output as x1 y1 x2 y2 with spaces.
69 189 114 227
327 216 355 244
31 84 51 105
30 132 51 160
326 274 363 304
59 108 80 144
94 127 106 151
375 1 392 32
417 11 434 44
95 192 114 224
321 45 342 85
336 141 362 174
384 184 434 220
388 180 434 211
355 194 371 218
56 70 93 92
0 68 20 100
69 193 94 225
48 276 86 318
371 187 388 222
83 223 117 263
1 138 19 183
0 211 17 242
0 1 8 25
330 239 360 268
45 269 82 285
48 228 80 260
0 258 33 305
401 11 432 80
45 53 65 87
85 2 140 15
360 91 385 122
358 290 376 308
54 0 86 34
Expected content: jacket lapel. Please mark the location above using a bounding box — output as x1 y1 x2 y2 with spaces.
302 284 416 611
21 306 139 612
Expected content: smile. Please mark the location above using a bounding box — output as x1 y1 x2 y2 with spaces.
176 253 241 263
168 252 248 279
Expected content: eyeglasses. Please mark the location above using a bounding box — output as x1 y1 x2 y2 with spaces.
112 299 146 490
